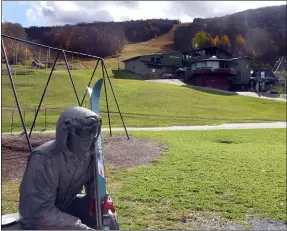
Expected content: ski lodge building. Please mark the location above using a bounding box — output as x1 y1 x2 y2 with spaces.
122 46 252 90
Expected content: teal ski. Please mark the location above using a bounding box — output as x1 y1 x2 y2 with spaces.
87 78 119 230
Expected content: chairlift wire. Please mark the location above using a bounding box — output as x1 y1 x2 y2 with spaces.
14 41 18 77
24 44 28 118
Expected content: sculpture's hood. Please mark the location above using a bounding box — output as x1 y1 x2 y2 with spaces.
55 106 101 151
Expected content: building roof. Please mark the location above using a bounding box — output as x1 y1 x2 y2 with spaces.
188 56 251 63
122 51 182 62
121 47 244 63
182 46 233 56
122 54 164 62
229 56 252 61
253 68 274 71
32 59 43 66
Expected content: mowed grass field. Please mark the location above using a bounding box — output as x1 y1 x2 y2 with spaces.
2 66 286 132
2 129 286 229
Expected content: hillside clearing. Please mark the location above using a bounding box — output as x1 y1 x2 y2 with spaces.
102 24 185 69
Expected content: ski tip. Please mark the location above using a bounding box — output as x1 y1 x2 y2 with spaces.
86 86 93 97
93 78 103 90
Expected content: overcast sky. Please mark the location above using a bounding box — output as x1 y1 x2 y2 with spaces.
2 1 286 27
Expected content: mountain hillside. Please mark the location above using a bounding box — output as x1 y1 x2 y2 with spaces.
2 19 179 63
173 5 286 67
88 5 287 69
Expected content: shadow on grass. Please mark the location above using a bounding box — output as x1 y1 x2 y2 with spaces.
182 84 238 96
112 69 159 80
112 69 144 80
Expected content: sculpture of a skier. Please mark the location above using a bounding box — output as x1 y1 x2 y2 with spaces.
19 106 102 230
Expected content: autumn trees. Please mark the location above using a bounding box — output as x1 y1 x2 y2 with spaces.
191 30 252 57
38 24 126 57
23 19 178 57
191 31 211 49
218 35 231 51
2 19 178 61
174 4 286 67
235 34 247 55
191 31 232 52
190 29 271 69
211 36 220 47
2 22 31 64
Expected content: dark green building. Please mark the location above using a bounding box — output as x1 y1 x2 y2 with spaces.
122 52 182 76
229 57 252 90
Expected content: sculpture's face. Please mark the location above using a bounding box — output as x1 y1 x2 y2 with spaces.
66 116 101 154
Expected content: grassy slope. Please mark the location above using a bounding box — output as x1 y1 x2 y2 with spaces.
2 67 286 132
3 129 286 229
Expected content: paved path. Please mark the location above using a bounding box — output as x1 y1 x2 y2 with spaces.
236 91 286 102
146 79 286 102
146 79 187 86
3 122 286 135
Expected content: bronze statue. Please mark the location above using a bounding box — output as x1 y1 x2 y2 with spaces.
19 106 102 230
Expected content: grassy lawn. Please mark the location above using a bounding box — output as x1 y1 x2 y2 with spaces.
2 129 286 229
2 67 286 133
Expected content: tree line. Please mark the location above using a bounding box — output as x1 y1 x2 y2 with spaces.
2 19 179 64
191 31 247 55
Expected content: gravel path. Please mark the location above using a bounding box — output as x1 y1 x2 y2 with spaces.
1 134 164 179
181 211 287 230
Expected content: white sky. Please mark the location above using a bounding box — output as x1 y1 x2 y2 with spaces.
21 1 287 26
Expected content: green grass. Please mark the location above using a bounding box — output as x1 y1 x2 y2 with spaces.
2 67 286 132
2 129 286 229
105 129 286 229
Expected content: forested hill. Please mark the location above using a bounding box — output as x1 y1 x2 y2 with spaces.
2 19 179 58
174 5 286 67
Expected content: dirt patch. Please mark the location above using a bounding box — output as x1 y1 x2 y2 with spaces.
1 133 165 179
215 139 243 144
179 211 287 230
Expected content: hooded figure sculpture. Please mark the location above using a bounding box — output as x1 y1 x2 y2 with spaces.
19 106 102 230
